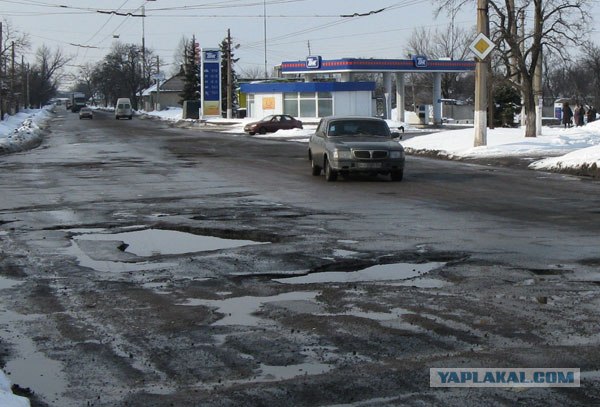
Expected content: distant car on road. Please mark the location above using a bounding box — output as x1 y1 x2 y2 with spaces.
244 114 303 135
308 116 405 182
78 107 93 120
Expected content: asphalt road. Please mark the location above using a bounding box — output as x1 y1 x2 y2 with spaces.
0 108 599 406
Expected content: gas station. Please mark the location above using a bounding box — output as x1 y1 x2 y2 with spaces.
240 56 476 124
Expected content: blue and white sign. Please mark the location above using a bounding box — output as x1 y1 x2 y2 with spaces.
413 55 428 68
201 48 222 117
306 56 322 69
203 50 220 62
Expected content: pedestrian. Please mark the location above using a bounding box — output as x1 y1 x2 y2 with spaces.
562 102 573 128
573 104 582 126
587 106 596 123
574 103 586 126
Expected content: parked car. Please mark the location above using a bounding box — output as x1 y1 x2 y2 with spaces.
115 98 133 120
78 107 93 120
244 114 303 135
308 116 405 182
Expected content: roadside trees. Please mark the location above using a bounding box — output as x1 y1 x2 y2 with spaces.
436 0 591 137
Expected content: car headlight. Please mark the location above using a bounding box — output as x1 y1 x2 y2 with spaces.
333 150 352 160
390 150 404 159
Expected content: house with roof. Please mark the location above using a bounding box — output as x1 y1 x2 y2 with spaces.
140 73 185 111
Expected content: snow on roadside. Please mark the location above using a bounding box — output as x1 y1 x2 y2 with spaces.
2 105 600 176
0 108 52 155
0 371 30 407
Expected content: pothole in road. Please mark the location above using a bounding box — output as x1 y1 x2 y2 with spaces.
0 276 25 290
180 291 320 327
273 262 447 286
72 228 268 257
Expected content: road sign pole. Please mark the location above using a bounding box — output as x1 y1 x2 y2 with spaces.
474 0 489 147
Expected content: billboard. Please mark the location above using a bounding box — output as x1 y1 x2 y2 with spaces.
201 48 222 117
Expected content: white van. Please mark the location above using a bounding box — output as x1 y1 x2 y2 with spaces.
115 98 133 120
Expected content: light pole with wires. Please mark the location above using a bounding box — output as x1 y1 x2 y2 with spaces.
142 1 156 85
263 0 268 78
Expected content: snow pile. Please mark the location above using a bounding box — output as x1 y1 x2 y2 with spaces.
0 371 30 407
0 108 52 155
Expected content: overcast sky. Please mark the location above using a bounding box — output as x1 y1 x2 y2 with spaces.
3 0 600 83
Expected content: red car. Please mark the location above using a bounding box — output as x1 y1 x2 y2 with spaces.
244 114 303 135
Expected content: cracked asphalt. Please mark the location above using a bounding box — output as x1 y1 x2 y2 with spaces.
0 108 599 406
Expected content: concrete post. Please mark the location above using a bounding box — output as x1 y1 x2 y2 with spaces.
474 0 489 146
395 73 405 122
383 72 392 120
433 72 442 126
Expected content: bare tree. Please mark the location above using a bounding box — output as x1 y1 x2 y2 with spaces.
29 45 72 107
582 45 600 108
77 63 97 104
172 35 190 76
237 65 266 79
1 19 30 60
436 0 590 137
1 19 31 115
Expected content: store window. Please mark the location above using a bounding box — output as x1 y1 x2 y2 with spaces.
299 93 316 117
283 91 334 118
283 93 299 116
317 92 333 117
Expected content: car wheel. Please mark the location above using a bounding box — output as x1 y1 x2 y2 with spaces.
390 170 404 182
324 157 337 182
258 127 267 135
311 158 321 176
248 132 256 135
129 116 132 120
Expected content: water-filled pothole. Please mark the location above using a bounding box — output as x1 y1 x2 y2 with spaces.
181 291 319 327
73 228 267 257
273 262 445 285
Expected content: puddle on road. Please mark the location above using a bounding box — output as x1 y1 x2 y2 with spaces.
0 309 71 406
0 276 25 290
181 291 319 326
256 361 333 382
273 262 445 285
74 228 266 256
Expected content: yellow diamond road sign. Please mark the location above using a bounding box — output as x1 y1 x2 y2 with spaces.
469 33 495 60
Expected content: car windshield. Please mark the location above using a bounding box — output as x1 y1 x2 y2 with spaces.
328 120 389 137
261 115 275 122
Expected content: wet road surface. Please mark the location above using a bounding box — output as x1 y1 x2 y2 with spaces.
0 108 599 406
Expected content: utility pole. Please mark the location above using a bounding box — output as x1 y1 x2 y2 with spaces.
226 29 233 119
155 55 160 111
520 10 526 127
474 0 489 147
143 5 146 82
263 0 268 78
21 55 24 111
0 21 4 120
533 5 543 136
11 41 15 114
